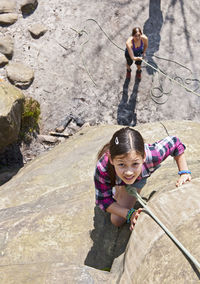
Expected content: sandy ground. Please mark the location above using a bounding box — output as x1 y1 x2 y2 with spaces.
0 0 200 173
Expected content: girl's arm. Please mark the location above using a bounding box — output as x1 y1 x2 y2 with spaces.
106 201 142 231
174 153 192 187
106 201 128 218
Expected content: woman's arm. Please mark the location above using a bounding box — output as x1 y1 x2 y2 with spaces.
142 34 148 56
174 153 192 187
126 37 134 60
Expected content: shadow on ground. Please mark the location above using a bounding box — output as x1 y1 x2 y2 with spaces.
143 0 163 75
0 144 24 186
84 205 131 270
117 75 141 126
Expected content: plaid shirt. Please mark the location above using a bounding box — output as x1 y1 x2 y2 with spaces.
94 136 185 211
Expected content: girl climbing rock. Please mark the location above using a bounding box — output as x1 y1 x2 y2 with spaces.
94 127 191 231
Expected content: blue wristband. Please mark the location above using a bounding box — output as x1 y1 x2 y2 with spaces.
126 208 136 223
178 170 191 175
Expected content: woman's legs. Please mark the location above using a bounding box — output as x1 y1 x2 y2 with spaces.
136 64 141 71
125 50 132 78
127 63 131 71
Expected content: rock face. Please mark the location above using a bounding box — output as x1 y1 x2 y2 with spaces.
111 181 200 283
0 81 24 151
0 0 199 135
0 121 199 283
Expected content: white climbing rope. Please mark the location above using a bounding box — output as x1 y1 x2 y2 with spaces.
81 19 200 98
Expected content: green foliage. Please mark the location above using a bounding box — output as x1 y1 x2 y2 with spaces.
20 97 40 144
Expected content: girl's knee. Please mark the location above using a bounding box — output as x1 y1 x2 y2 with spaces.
111 214 126 227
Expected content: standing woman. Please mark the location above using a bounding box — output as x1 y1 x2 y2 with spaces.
125 27 148 80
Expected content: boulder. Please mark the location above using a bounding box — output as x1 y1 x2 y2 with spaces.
28 23 47 39
0 0 16 13
0 13 18 25
111 181 200 283
20 0 38 15
6 62 34 88
0 121 199 283
0 36 14 58
0 53 9 67
0 81 25 151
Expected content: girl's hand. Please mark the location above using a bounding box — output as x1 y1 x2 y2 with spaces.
129 208 143 231
176 173 192 187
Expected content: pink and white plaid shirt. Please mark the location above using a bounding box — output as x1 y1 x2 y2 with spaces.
94 136 185 211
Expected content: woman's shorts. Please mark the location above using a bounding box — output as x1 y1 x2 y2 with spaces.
125 49 143 66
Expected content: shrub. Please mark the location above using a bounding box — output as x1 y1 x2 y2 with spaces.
20 97 40 144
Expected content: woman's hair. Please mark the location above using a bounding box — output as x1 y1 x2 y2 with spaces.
97 127 145 185
132 27 142 36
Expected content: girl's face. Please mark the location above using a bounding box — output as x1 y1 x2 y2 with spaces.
134 31 141 39
110 150 145 184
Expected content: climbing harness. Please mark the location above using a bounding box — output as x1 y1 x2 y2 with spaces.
127 186 200 270
71 18 200 102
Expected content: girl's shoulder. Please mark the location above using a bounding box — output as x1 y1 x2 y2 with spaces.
96 152 109 171
141 34 148 41
126 36 133 45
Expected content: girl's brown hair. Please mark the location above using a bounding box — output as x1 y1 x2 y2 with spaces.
97 127 145 185
132 27 142 37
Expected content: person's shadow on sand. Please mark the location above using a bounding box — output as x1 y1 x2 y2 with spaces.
143 0 163 75
117 75 141 126
84 199 144 270
84 205 131 270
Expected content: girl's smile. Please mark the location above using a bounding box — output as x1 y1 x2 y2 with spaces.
109 150 145 184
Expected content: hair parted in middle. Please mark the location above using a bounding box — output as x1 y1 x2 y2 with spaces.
97 127 145 160
109 127 145 159
97 127 145 186
132 27 142 36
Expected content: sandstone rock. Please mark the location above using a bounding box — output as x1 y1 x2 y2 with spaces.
28 23 47 39
0 0 16 13
111 181 200 283
0 121 199 283
20 0 38 15
6 62 34 88
0 36 14 57
0 81 25 151
0 13 18 25
0 53 9 67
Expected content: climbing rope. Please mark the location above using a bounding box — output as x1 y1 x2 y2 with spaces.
127 186 200 270
160 121 170 136
142 58 200 97
70 27 97 86
81 18 200 99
